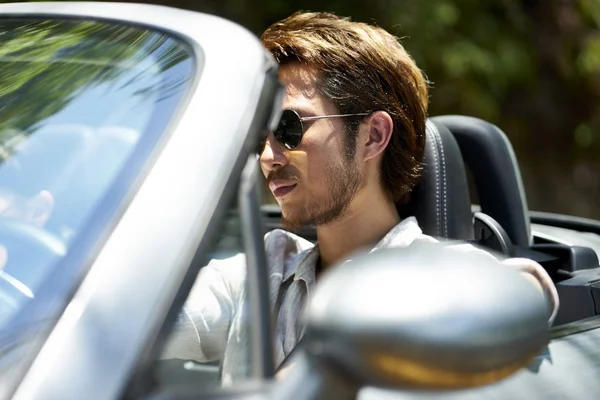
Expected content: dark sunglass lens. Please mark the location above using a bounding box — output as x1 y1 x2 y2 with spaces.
275 110 303 149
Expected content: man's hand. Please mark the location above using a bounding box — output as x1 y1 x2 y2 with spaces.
502 257 560 325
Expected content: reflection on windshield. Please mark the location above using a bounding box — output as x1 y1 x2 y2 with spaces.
0 19 194 324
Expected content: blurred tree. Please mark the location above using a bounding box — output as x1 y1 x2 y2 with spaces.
0 18 188 136
1 0 599 219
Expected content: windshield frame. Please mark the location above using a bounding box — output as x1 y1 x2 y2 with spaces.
0 3 278 399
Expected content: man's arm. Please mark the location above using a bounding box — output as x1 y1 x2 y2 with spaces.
445 242 559 326
501 257 560 325
160 253 247 362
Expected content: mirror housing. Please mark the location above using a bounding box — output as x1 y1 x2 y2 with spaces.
303 243 549 392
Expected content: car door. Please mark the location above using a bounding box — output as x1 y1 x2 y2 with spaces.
0 3 280 399
358 317 600 399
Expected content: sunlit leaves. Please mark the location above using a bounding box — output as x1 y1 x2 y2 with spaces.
577 35 600 75
0 19 189 134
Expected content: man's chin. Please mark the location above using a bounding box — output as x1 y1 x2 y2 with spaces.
280 208 312 231
279 201 348 231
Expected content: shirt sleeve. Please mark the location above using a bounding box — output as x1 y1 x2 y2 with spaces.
160 253 247 362
159 229 311 364
445 242 560 326
500 256 560 326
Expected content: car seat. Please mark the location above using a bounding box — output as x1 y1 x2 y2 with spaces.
433 115 600 326
397 119 474 241
431 115 532 248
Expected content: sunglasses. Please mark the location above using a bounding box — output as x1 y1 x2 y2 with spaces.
257 109 370 154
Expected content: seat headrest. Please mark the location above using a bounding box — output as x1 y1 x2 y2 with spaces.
431 115 532 247
398 120 473 240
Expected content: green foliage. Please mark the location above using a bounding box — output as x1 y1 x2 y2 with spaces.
247 0 600 217
0 0 599 216
0 18 188 134
216 0 600 148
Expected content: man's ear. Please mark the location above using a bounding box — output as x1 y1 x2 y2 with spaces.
361 111 393 162
26 190 54 227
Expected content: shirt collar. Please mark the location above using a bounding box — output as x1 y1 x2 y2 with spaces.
282 217 423 284
282 244 319 283
370 216 423 251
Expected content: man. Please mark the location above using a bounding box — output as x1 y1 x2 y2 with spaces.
163 11 559 384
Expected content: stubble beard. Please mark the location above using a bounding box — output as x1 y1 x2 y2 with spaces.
280 154 364 231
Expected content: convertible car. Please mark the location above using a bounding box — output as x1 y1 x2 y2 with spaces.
0 2 599 400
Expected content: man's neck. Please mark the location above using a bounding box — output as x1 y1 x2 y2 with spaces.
315 189 400 270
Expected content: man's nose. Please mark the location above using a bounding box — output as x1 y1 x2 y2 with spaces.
259 132 289 173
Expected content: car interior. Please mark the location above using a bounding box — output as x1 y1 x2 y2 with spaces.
155 114 600 397
261 115 600 328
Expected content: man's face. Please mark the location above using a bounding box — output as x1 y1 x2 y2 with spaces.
259 63 364 230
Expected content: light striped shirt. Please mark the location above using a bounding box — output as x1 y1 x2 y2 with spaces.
162 217 558 385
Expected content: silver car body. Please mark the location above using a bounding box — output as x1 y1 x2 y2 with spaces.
0 3 278 399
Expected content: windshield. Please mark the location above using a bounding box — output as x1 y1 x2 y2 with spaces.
0 19 194 325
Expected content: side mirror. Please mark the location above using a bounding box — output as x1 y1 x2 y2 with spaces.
272 243 549 399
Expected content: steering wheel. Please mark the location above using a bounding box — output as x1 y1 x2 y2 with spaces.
0 271 34 316
0 218 66 318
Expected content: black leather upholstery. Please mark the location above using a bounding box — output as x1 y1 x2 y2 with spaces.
398 120 473 240
431 115 532 248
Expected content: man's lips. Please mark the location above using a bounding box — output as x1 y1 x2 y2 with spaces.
269 180 297 197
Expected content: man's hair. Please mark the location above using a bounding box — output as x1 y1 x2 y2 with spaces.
261 11 429 203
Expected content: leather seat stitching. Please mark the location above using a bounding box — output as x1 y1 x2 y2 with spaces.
436 128 449 237
427 124 442 236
